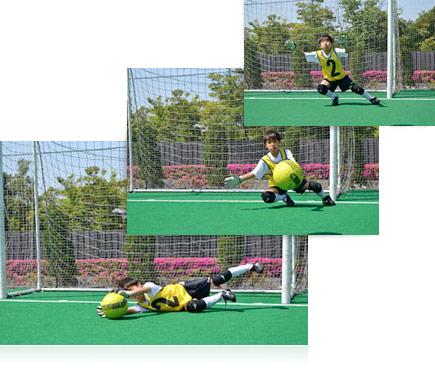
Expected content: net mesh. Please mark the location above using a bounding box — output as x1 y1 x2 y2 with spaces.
128 68 379 193
1 141 307 295
244 0 435 95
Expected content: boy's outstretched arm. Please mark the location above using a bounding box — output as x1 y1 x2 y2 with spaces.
224 172 255 188
284 40 305 56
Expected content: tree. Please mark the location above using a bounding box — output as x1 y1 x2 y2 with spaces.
3 159 34 232
202 102 229 188
132 106 165 189
51 167 126 230
41 202 78 287
339 0 388 82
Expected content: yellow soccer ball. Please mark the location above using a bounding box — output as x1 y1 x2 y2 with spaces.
100 293 128 319
273 160 304 190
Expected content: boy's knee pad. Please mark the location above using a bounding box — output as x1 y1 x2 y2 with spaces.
308 181 322 193
186 299 207 313
351 84 364 95
262 191 276 203
211 269 232 286
317 84 328 95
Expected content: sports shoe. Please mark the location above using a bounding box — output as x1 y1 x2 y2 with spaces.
283 194 295 207
322 195 335 206
332 96 339 106
251 262 264 274
221 289 236 303
370 97 380 105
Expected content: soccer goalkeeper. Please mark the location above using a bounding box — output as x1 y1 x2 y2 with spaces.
224 129 335 207
97 262 264 316
285 34 380 106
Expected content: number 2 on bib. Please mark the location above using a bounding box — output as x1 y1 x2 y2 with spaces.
327 59 340 77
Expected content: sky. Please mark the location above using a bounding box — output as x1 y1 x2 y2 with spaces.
128 68 238 111
397 0 434 21
1 141 127 192
244 0 434 25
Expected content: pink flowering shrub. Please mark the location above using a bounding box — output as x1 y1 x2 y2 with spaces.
6 257 287 286
300 163 330 180
163 165 208 188
76 258 129 285
362 163 379 180
412 71 435 88
362 71 387 83
131 163 379 189
261 72 296 89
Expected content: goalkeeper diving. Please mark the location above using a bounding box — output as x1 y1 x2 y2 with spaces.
224 129 335 207
97 262 264 317
285 34 380 106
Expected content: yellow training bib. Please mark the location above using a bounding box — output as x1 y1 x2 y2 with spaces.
137 284 192 312
261 149 287 187
317 48 346 81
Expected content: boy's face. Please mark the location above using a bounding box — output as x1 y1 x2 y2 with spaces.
319 39 332 51
265 138 281 154
126 282 142 301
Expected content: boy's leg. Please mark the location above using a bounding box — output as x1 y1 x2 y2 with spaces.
185 290 236 312
318 80 339 105
308 181 335 205
262 187 294 207
350 83 380 104
296 180 335 206
211 262 264 287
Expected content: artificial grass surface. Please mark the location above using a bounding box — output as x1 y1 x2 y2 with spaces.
244 90 435 126
127 191 379 235
0 292 307 345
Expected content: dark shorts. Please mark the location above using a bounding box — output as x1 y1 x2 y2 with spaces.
326 75 354 92
181 277 211 300
269 178 308 194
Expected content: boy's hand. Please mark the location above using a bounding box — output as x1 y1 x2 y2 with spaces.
284 40 298 52
336 36 346 47
117 290 133 298
224 175 242 188
97 305 106 318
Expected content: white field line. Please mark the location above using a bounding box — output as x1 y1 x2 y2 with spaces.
0 299 307 307
128 199 378 205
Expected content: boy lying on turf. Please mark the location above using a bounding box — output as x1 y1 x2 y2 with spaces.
97 262 263 316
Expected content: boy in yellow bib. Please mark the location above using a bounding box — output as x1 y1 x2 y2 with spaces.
224 129 335 207
97 262 264 316
286 34 380 106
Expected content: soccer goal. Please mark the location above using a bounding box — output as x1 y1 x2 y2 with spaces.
0 141 307 303
128 68 379 200
244 0 434 98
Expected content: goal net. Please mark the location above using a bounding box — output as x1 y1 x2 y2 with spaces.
244 0 434 96
128 68 379 196
0 141 307 299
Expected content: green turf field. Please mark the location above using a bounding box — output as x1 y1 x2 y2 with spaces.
244 90 435 126
0 291 307 345
127 190 378 235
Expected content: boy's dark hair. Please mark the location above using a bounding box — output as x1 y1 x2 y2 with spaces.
118 277 139 289
318 34 334 44
263 129 281 144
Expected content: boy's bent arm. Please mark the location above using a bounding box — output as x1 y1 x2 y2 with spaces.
241 171 256 181
119 285 151 298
